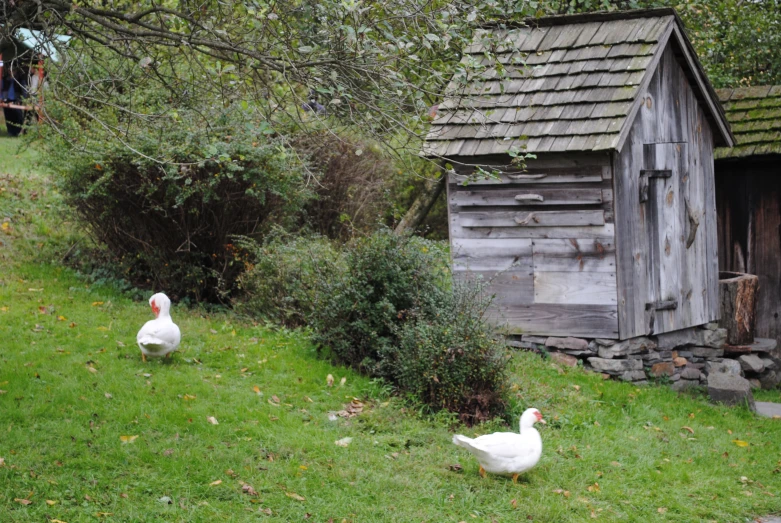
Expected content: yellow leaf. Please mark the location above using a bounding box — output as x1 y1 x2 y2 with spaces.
732 439 749 447
285 492 305 501
46 500 57 505
95 512 112 517
97 326 109 331
240 368 248 373
681 426 694 434
252 386 261 394
0 306 8 312
51 520 68 523
15 498 32 505
299 465 308 470
120 435 138 444
339 377 347 387
209 480 222 486
326 374 334 387
183 394 196 400
56 315 65 321
658 507 667 514
91 301 104 306
207 416 219 425
1 222 8 230
587 482 600 492
87 366 97 374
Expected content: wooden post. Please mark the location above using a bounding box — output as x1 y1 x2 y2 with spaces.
718 271 759 345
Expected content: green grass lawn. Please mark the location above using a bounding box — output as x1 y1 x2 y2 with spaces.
1 136 781 522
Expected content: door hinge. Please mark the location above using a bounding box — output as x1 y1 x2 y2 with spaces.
645 299 678 311
639 169 673 202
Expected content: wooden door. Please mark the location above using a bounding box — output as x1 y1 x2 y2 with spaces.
642 143 693 335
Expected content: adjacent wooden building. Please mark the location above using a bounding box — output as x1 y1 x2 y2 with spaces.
715 86 781 343
423 9 734 340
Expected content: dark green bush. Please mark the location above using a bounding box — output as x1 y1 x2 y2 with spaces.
384 282 508 424
42 105 311 302
238 229 509 422
236 234 344 327
307 230 450 375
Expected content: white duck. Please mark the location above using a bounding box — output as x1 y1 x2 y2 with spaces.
137 292 181 362
452 407 545 483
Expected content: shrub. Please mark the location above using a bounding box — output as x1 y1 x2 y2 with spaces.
307 229 450 375
236 234 344 327
237 229 509 422
42 105 311 302
292 131 396 241
384 282 509 424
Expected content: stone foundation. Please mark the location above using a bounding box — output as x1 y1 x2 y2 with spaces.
507 324 780 390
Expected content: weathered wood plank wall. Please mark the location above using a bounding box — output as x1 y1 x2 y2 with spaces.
613 43 719 339
448 152 619 338
716 165 781 344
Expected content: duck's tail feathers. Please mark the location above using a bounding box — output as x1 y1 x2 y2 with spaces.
138 336 165 347
452 434 474 448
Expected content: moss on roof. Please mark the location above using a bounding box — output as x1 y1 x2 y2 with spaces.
716 86 781 159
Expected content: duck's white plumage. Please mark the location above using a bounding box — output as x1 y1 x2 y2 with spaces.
137 292 180 360
452 408 544 480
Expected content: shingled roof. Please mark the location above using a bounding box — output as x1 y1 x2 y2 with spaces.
716 86 781 160
423 8 732 158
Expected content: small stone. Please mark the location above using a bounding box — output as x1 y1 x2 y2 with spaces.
522 335 548 345
672 379 699 391
705 359 742 376
598 337 656 359
619 370 647 382
507 339 540 351
707 373 756 411
587 357 643 374
594 339 616 347
658 350 672 360
680 367 701 380
760 357 777 371
677 350 693 359
748 379 761 390
655 328 698 350
545 337 589 351
673 357 688 367
650 362 675 377
642 350 662 362
690 346 724 359
759 370 781 390
700 328 727 349
703 322 720 331
550 352 578 368
738 354 765 374
669 373 681 382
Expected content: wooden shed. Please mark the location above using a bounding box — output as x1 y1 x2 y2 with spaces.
715 85 781 343
423 9 734 340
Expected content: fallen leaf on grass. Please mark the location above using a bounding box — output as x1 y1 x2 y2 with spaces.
552 489 571 497
326 374 334 387
14 498 32 505
46 500 57 505
209 480 222 486
158 496 173 504
209 329 218 334
339 377 346 387
68 322 76 328
207 416 219 425
732 440 749 447
587 483 600 492
657 507 667 514
120 435 138 444
681 426 695 434
87 366 97 374
448 464 462 472
510 499 517 508
51 520 68 523
252 386 261 394
91 301 104 307
56 315 66 321
183 394 196 400
285 492 305 501
104 393 112 399
95 512 112 517
334 437 353 447
241 484 258 496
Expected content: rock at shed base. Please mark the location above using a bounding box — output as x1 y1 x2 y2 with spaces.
672 379 699 391
619 370 647 382
705 359 743 376
707 373 756 412
545 337 589 351
597 337 656 359
649 362 675 378
587 357 642 374
550 352 578 368
738 354 765 373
